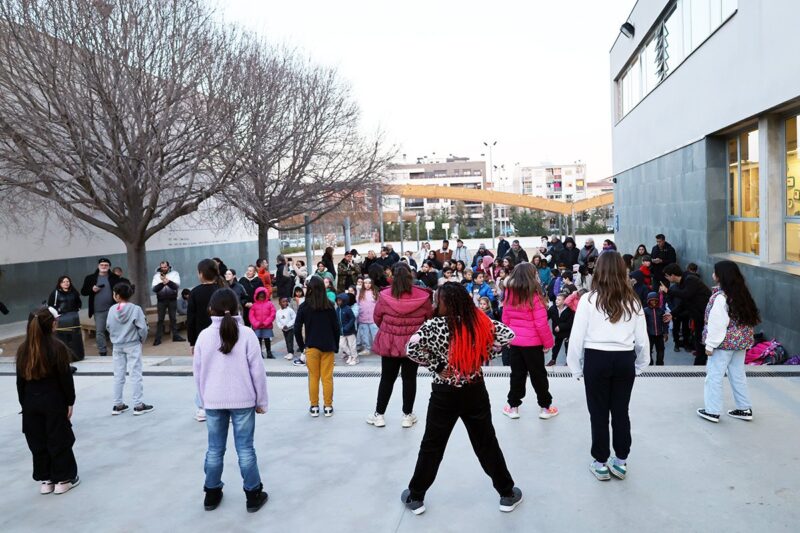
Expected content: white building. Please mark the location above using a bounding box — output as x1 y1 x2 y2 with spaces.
513 162 588 201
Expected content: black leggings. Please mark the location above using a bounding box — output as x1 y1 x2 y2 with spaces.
506 346 552 409
408 382 514 501
375 357 418 415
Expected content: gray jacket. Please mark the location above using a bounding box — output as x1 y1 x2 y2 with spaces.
106 302 148 346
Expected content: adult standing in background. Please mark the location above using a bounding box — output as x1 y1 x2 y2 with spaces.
496 235 511 262
256 258 272 297
81 258 121 357
47 276 84 362
336 250 360 293
224 269 247 309
385 244 401 265
321 247 336 283
660 263 711 365
416 242 431 266
578 238 599 268
472 244 495 270
650 234 677 289
151 261 185 346
452 239 470 263
559 237 580 269
505 240 529 264
363 250 379 274
434 239 453 266
274 255 296 300
239 265 263 328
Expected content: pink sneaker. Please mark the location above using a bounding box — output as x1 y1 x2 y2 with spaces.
539 406 559 420
40 481 54 495
503 404 520 419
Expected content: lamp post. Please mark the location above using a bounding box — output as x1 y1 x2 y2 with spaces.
483 140 497 249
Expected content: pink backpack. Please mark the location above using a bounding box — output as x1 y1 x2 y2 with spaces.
745 341 777 365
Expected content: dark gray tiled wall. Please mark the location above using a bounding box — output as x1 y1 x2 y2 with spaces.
615 138 800 353
0 240 279 325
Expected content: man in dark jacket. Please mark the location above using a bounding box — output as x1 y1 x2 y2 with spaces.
239 265 264 327
505 240 529 263
385 244 401 265
151 261 184 345
336 251 360 293
578 238 599 267
496 236 511 261
471 243 495 270
81 258 121 356
559 237 580 269
547 236 564 262
650 234 677 288
275 254 296 299
660 263 711 365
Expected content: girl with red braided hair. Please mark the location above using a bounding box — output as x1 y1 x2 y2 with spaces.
400 283 522 516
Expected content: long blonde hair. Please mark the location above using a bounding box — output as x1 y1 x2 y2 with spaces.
591 252 641 323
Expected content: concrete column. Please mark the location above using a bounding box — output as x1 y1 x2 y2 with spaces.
304 215 313 272
344 217 351 252
760 115 784 264
399 200 405 255
378 192 385 247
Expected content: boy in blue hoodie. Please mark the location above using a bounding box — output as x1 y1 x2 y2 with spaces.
644 292 668 366
106 283 153 415
336 293 358 366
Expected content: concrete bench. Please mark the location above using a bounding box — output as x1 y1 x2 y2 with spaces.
80 307 186 342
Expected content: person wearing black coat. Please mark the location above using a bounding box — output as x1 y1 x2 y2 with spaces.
238 265 264 328
546 296 574 366
496 236 511 261
322 248 337 283
47 276 85 361
274 255 296 300
629 270 650 308
416 263 439 290
558 237 580 268
80 258 121 356
660 264 711 364
650 235 677 288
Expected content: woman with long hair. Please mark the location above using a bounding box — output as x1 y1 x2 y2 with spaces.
401 283 521 515
193 289 269 512
16 307 79 495
697 261 760 423
453 260 466 282
631 244 648 271
47 276 85 363
294 276 340 417
501 263 558 420
367 263 433 429
356 277 380 355
567 252 649 482
321 247 336 283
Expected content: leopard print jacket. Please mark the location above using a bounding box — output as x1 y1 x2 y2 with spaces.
406 317 515 387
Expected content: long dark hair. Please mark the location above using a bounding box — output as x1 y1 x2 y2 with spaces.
209 288 240 355
368 263 388 288
504 262 545 308
592 252 641 323
323 247 334 260
305 276 333 311
198 258 225 287
714 260 760 327
16 307 69 380
633 244 648 259
435 283 495 376
391 263 414 299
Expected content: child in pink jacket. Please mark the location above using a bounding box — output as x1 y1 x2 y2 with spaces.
501 263 558 420
249 287 276 359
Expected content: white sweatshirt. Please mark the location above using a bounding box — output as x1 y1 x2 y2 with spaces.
275 307 296 331
703 294 730 351
566 292 650 378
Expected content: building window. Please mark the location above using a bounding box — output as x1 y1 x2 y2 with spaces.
785 116 800 262
617 0 737 120
728 128 759 255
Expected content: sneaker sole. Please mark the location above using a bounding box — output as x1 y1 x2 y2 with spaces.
697 410 720 423
409 505 426 515
499 494 523 512
324 412 333 417
402 421 416 428
539 412 559 420
111 409 128 416
40 486 54 495
727 413 753 421
590 467 611 481
133 407 155 416
502 411 520 420
610 467 626 480
366 419 386 427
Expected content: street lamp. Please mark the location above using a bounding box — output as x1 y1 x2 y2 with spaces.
483 140 497 249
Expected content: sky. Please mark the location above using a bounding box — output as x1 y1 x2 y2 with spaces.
221 0 635 182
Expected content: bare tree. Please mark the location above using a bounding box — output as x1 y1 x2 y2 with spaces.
222 46 393 259
0 0 249 306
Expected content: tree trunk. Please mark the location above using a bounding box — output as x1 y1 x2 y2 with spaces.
125 240 151 309
257 223 269 265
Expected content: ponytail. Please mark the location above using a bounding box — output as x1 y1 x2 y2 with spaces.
209 289 240 355
17 307 54 380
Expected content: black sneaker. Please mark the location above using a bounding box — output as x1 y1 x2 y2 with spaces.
499 487 523 512
727 408 753 421
401 489 426 515
266 353 275 359
697 408 720 423
203 486 223 511
153 339 162 346
133 403 155 416
292 358 304 366
244 484 268 513
99 352 107 357
309 406 320 418
111 403 130 416
70 365 78 374
172 335 186 342
323 406 334 417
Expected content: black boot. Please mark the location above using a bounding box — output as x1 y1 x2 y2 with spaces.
244 484 268 513
204 486 223 511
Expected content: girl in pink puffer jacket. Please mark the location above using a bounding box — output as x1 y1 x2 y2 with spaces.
249 287 276 359
501 263 559 421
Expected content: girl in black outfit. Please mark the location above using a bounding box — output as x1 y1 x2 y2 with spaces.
17 307 79 495
321 247 336 284
367 263 389 289
47 276 85 361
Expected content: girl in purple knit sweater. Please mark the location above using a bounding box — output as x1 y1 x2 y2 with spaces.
193 289 269 513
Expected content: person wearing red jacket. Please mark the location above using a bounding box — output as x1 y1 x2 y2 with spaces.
501 263 558 420
366 263 434 429
256 258 273 297
248 287 276 359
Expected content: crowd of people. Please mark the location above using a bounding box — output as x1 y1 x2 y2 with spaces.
14 233 762 515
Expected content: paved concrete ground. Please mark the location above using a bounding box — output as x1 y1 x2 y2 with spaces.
1 372 798 532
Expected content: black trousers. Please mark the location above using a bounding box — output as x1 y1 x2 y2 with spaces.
690 312 707 365
375 357 418 415
507 346 552 409
551 337 569 363
283 328 295 354
155 299 180 341
582 348 635 463
673 315 691 348
408 382 515 501
22 392 77 482
648 334 665 365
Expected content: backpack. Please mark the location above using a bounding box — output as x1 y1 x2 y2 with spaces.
745 340 787 365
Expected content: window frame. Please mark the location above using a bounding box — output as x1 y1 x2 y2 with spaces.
726 128 760 257
782 113 800 264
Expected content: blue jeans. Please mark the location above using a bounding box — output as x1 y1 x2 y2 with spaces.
357 323 378 351
704 349 752 415
204 408 262 491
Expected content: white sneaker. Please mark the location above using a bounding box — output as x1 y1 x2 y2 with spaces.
366 413 386 427
402 413 418 428
539 406 559 420
284 354 293 360
40 481 54 495
195 408 207 422
358 349 371 357
53 477 80 495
